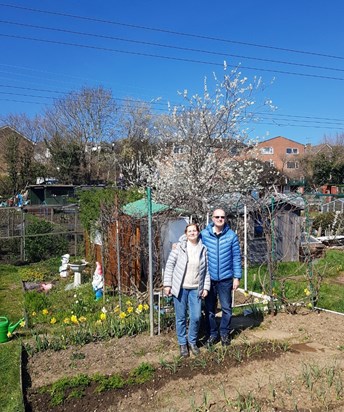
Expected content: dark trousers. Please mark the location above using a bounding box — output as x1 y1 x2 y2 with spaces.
205 278 233 338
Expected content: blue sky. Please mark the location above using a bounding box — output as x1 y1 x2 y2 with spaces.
0 0 343 145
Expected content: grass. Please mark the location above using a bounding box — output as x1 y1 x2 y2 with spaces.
0 264 24 320
246 249 344 312
0 340 24 412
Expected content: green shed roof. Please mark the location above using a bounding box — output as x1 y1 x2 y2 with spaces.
122 198 170 218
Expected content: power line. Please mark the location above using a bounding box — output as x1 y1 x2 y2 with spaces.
1 33 344 82
1 91 343 130
1 84 344 125
1 19 344 73
0 2 343 61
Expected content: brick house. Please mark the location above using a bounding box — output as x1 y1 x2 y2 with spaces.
255 136 306 190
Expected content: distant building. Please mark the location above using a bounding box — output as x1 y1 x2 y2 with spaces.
255 136 306 191
0 126 35 177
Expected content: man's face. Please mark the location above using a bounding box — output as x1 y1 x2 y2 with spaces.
212 209 226 230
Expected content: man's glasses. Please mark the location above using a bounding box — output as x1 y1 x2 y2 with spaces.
213 216 225 219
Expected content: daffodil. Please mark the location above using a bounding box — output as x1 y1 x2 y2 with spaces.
32 311 36 317
20 321 25 328
304 288 311 296
143 304 149 311
119 311 126 319
7 332 12 338
42 309 49 315
126 300 132 306
127 306 133 314
50 317 57 324
63 317 70 324
100 313 106 321
79 316 87 323
71 315 79 324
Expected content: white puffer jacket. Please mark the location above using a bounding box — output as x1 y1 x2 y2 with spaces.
163 235 210 298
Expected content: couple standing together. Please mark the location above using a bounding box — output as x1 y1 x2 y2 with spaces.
163 208 242 357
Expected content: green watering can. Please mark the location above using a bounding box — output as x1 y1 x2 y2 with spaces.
0 316 24 343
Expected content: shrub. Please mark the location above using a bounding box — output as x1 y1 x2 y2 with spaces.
25 216 68 262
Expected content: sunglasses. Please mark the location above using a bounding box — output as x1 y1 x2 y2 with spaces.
213 216 225 219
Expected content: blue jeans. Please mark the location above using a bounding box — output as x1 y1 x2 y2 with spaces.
205 278 233 338
173 288 202 346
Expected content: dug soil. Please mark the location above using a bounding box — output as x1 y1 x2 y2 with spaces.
24 309 344 412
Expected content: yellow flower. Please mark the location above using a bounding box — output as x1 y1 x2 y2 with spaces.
137 304 143 311
126 300 132 306
127 306 133 314
7 332 12 338
50 317 57 324
20 321 25 328
63 317 70 324
119 311 126 319
143 304 149 311
79 316 87 323
95 319 102 325
307 302 313 308
304 288 311 296
71 315 79 324
32 311 36 317
243 291 249 297
100 313 106 321
42 309 49 315
114 305 120 313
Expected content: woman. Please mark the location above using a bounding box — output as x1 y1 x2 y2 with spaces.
163 223 210 357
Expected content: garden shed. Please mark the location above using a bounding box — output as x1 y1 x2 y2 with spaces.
229 194 304 264
27 184 75 206
87 198 188 293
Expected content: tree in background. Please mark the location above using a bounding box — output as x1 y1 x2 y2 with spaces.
302 133 344 189
43 86 119 184
134 67 277 217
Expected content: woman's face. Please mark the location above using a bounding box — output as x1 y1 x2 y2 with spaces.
186 225 199 242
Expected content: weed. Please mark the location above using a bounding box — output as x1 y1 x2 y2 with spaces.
159 356 182 374
94 374 125 392
128 362 155 384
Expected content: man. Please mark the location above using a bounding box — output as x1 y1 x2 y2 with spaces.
201 208 242 346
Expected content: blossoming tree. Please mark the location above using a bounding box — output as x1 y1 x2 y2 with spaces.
134 67 278 217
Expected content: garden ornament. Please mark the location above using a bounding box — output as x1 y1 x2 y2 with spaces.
92 261 104 300
0 316 24 343
59 253 70 277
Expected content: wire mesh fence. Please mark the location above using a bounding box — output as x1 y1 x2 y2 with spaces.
0 205 84 263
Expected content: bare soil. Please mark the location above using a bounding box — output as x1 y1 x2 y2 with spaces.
24 309 344 412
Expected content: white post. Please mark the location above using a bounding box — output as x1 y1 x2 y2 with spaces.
244 204 248 291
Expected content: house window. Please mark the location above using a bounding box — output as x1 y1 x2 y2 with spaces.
261 147 273 154
287 161 299 169
264 160 274 167
286 147 299 154
173 145 185 154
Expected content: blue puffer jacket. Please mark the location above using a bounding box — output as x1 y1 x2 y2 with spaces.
201 223 242 281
